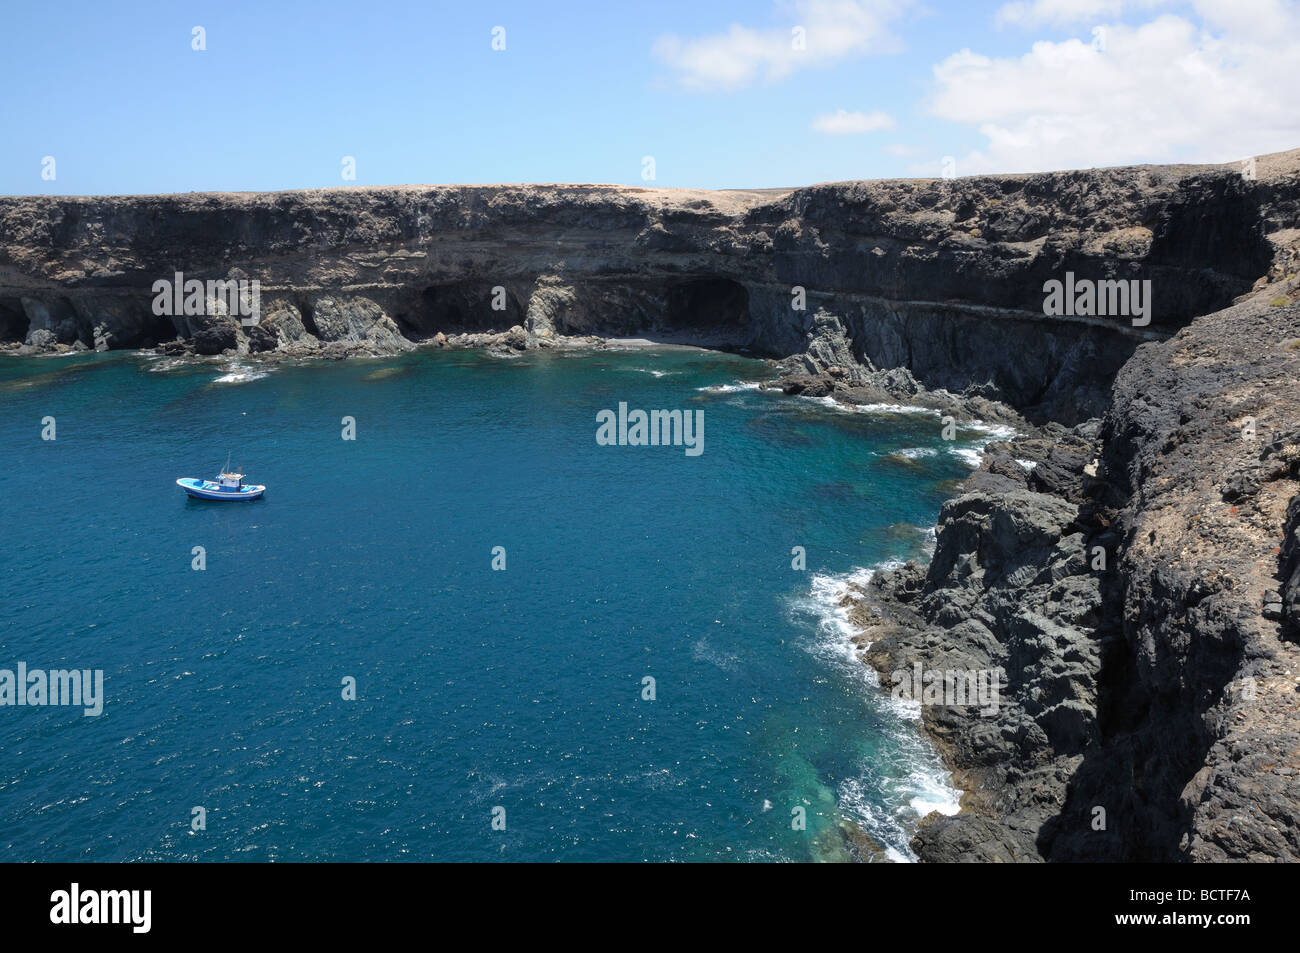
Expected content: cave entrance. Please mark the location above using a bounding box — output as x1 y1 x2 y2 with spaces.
664 278 749 332
0 298 28 343
139 312 181 348
409 283 525 336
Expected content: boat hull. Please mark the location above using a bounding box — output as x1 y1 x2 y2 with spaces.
176 478 265 501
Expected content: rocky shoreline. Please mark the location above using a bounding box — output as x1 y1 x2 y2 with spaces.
4 149 1300 862
847 292 1300 862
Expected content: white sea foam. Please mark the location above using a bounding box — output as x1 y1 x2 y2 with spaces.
1015 458 1039 471
800 566 890 646
212 363 270 385
910 782 963 820
939 419 1018 469
786 389 1022 475
852 402 941 416
145 358 191 374
696 380 762 394
790 564 963 860
800 395 940 417
891 447 939 459
949 421 1012 466
968 421 1017 441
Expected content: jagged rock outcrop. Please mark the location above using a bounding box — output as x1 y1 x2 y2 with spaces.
246 300 313 353
859 296 1300 862
310 295 413 353
858 427 1104 862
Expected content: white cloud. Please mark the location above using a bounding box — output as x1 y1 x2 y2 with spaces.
653 0 909 91
995 0 1171 28
925 4 1300 174
812 109 897 133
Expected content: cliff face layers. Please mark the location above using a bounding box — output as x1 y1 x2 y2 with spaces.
864 296 1300 862
3 152 1299 862
0 158 1285 423
851 154 1300 862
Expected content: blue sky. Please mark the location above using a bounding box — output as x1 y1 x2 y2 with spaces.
2 0 1297 194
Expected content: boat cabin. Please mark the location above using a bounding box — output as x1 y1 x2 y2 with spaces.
217 472 244 492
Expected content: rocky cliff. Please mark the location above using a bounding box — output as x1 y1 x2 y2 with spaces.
849 147 1300 860
4 151 1299 862
2 153 1293 423
859 290 1300 862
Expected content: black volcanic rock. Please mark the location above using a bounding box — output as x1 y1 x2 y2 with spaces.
863 296 1300 862
188 313 238 355
912 813 1042 863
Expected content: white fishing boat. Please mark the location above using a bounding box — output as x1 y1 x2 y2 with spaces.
176 469 265 501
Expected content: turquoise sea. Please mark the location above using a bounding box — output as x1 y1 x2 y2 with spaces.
0 346 991 861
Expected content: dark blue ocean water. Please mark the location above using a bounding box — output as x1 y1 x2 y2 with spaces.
0 347 988 861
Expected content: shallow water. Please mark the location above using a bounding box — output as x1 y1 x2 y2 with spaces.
0 347 988 861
